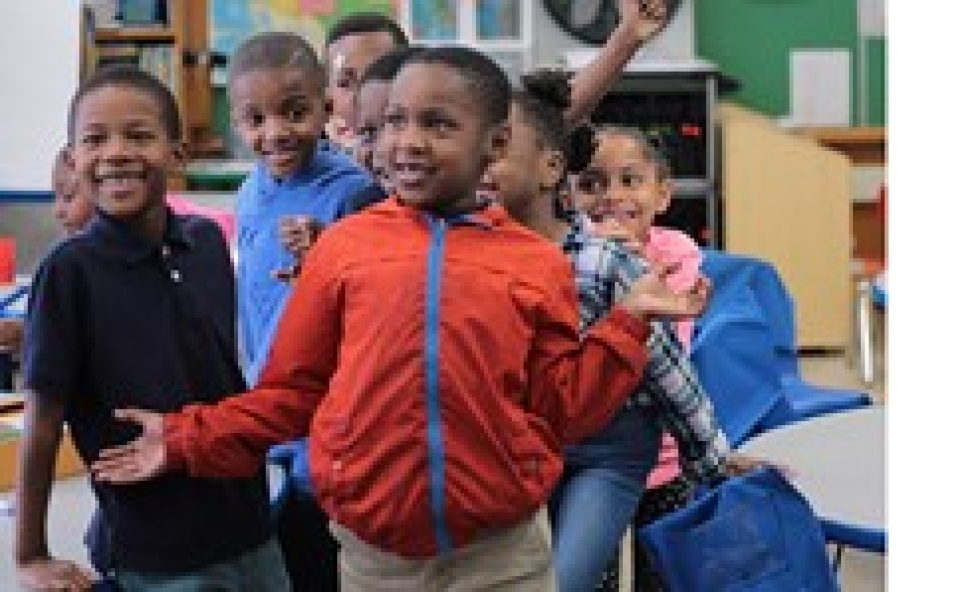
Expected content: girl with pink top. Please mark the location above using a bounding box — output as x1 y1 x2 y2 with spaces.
569 126 704 591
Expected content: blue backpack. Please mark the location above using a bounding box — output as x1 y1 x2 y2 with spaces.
639 466 840 592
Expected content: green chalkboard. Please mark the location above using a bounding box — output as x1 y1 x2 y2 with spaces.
695 0 886 126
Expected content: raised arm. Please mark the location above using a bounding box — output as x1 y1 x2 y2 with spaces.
566 0 669 128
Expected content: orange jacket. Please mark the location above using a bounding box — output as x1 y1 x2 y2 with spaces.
165 198 650 557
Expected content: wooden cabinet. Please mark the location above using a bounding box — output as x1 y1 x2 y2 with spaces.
88 0 218 159
719 103 853 350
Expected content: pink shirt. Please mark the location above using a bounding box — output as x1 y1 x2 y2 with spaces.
166 195 237 243
642 226 702 489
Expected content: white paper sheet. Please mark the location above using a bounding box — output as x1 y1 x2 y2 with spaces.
789 49 851 127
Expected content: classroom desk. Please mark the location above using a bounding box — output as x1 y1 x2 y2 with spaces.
737 406 886 552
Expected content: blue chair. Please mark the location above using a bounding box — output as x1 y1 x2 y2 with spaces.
694 251 871 443
690 286 783 446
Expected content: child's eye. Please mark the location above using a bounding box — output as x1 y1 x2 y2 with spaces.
127 130 157 143
620 172 645 189
80 133 106 147
241 112 264 128
283 102 311 123
384 112 405 128
424 116 454 132
357 125 379 146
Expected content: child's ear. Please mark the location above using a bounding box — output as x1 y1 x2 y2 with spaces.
488 122 511 164
655 178 674 214
168 141 188 172
541 151 566 189
63 145 78 172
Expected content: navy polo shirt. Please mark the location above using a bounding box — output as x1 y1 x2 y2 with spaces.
23 210 271 572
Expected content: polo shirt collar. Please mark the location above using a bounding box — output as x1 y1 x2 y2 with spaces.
88 207 194 264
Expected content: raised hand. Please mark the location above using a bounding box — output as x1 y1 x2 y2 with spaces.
91 409 168 485
618 0 669 42
17 557 97 591
274 216 323 283
621 261 710 319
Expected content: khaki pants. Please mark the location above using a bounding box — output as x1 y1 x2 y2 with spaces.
331 508 557 592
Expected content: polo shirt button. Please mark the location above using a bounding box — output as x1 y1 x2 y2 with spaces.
170 270 182 282
332 460 342 471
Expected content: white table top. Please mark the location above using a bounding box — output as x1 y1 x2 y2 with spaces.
738 406 886 548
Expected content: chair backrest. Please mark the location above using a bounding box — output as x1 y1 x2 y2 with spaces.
691 283 783 446
701 249 800 377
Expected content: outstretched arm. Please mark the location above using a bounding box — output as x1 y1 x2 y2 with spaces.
566 0 669 128
94 237 347 484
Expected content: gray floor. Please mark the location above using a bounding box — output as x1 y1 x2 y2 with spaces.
1 344 887 590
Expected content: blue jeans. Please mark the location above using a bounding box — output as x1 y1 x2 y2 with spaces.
550 405 660 592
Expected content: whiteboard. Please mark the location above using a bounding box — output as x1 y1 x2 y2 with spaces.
0 1 79 194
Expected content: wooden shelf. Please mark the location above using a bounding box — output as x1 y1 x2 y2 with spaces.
795 127 886 165
95 27 176 43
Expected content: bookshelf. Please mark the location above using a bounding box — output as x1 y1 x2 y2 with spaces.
86 0 222 162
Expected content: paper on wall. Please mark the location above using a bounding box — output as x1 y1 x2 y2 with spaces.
788 49 851 127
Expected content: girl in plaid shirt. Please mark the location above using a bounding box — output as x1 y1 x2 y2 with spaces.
481 69 761 592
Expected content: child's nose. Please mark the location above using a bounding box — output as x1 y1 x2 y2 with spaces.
263 116 290 141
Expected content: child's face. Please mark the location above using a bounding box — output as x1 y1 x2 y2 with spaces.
480 103 560 220
354 79 392 192
230 67 327 179
327 31 399 129
381 63 507 215
69 85 182 222
52 158 95 235
569 133 671 243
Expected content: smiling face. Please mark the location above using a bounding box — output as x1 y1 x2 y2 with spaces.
326 31 399 130
569 132 672 243
69 85 182 223
229 66 328 179
380 62 507 215
354 79 393 191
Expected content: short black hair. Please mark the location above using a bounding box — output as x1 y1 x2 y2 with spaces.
228 31 326 91
359 45 424 87
325 12 408 48
514 69 597 173
402 46 511 126
69 64 181 142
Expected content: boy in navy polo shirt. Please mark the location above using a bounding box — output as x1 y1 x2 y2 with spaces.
229 31 384 591
15 65 289 591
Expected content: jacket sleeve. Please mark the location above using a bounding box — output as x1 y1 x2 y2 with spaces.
165 236 345 478
527 263 651 444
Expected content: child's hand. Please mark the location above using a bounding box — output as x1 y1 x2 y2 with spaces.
91 409 168 485
621 262 710 319
723 452 794 480
17 557 97 591
279 216 322 258
275 216 323 282
592 220 644 257
618 0 669 42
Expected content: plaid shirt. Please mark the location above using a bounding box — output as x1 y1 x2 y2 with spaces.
561 214 729 484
